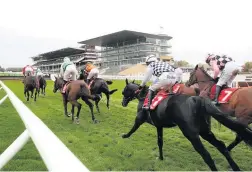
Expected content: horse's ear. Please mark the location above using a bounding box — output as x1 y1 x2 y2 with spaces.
125 78 129 85
50 74 56 81
132 79 135 83
194 64 198 70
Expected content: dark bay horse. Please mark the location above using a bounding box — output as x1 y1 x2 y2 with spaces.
187 64 252 151
23 75 39 101
37 75 46 96
51 75 99 124
121 79 252 171
78 71 118 113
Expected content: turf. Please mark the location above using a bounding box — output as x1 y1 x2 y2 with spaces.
0 80 251 171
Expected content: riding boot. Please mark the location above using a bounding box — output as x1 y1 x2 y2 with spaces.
143 90 154 111
168 85 175 95
212 85 221 105
87 79 90 85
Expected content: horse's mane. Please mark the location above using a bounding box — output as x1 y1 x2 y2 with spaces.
198 66 213 79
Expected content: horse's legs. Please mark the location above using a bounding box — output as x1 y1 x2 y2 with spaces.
178 124 217 171
31 89 34 98
105 93 110 109
69 100 81 124
200 131 240 171
34 88 38 101
43 86 46 96
71 104 74 122
187 136 217 171
26 90 29 101
62 94 70 117
82 97 97 123
24 87 26 97
95 99 101 114
156 127 164 160
227 135 243 151
122 112 147 138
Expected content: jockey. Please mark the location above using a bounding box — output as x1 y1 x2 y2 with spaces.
205 53 240 105
35 67 43 77
135 54 177 111
83 62 99 85
168 59 184 84
22 65 34 77
60 57 78 93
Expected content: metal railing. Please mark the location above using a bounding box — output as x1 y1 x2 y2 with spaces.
0 81 89 171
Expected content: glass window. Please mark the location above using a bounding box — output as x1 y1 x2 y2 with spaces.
146 38 157 44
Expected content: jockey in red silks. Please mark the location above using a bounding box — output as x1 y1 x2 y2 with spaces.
22 65 34 77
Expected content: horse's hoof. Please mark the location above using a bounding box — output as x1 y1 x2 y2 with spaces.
156 156 164 160
65 113 71 117
93 119 99 124
75 119 80 125
122 133 129 138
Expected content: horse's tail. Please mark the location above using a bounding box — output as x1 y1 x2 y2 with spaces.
80 85 99 101
106 80 113 85
202 97 252 147
109 89 118 95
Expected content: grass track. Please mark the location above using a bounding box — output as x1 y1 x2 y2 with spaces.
0 80 251 171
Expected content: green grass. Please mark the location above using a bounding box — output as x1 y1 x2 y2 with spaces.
0 80 251 171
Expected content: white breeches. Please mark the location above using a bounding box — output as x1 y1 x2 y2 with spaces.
217 61 239 87
149 72 177 91
37 72 43 76
63 64 78 81
87 68 99 80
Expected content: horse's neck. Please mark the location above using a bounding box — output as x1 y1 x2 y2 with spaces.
198 81 215 92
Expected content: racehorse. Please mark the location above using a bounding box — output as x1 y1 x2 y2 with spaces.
186 64 252 151
23 75 39 101
37 75 46 96
121 79 252 171
78 71 118 113
51 74 99 124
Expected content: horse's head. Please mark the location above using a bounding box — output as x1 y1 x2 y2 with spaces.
187 64 214 87
121 78 140 107
50 74 64 93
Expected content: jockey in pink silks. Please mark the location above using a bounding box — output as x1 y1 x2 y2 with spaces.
205 54 241 105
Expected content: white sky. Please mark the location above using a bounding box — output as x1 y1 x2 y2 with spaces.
0 0 252 67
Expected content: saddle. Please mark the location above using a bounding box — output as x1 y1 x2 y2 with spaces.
209 84 239 104
62 81 72 93
143 84 182 110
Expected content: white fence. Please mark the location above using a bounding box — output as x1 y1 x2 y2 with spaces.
0 81 89 171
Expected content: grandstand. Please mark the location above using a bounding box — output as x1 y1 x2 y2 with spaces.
78 30 173 69
31 45 99 74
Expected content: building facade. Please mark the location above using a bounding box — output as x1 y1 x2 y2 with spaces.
78 30 172 68
31 46 99 73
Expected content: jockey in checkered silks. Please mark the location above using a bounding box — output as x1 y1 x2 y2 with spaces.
205 54 241 105
135 54 183 111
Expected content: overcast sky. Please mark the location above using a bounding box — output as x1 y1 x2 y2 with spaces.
0 0 251 67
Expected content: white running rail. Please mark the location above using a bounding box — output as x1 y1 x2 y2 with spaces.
0 81 89 171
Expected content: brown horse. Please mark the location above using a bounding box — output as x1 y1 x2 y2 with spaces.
51 74 99 124
23 75 39 101
187 64 252 151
